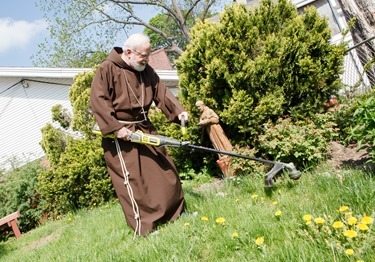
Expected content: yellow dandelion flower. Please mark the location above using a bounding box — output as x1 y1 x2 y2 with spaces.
339 205 349 212
303 214 312 221
201 216 209 221
332 221 344 229
275 210 282 217
272 201 278 206
314 217 325 225
184 223 190 227
306 221 312 226
251 194 258 199
343 229 357 238
232 232 239 238
347 217 357 226
255 236 264 245
360 215 373 225
215 217 225 224
345 249 354 255
357 223 369 231
356 260 364 262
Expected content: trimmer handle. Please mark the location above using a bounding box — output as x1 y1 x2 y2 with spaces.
181 114 187 138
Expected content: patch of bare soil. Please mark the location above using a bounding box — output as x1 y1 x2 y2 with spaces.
21 230 61 252
327 141 373 170
193 178 225 193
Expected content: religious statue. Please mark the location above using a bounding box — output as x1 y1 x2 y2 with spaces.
196 101 234 177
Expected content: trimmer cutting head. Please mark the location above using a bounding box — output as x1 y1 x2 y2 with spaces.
265 162 301 188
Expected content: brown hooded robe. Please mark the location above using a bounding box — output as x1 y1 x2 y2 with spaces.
90 47 185 236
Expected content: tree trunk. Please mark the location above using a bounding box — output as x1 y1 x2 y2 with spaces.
337 0 374 41
337 0 375 86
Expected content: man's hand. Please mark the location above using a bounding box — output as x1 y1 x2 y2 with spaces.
114 127 131 140
178 111 189 121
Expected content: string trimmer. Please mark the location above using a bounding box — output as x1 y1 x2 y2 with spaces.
92 128 301 187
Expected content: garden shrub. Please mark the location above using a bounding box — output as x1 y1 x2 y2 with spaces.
51 104 71 129
174 0 346 170
256 117 338 167
332 89 374 159
231 145 266 177
40 123 67 167
176 0 345 148
348 92 375 163
69 69 97 135
37 136 113 216
0 161 44 240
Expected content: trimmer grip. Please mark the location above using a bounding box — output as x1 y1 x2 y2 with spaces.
129 131 161 146
181 115 187 138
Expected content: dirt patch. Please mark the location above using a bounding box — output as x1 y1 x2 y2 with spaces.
327 141 373 170
21 230 61 252
194 178 225 193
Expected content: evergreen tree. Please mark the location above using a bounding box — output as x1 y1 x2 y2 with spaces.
176 0 346 144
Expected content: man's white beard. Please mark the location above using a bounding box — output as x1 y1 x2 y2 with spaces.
130 58 146 72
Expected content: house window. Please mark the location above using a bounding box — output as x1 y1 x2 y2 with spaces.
298 0 341 36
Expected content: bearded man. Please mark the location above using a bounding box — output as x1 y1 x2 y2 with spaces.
90 33 189 236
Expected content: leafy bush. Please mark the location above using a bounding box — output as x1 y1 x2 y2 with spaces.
51 104 71 129
37 137 113 216
176 0 345 146
331 97 362 144
0 161 44 240
69 69 96 135
257 117 338 167
348 93 375 162
40 123 67 167
231 145 266 177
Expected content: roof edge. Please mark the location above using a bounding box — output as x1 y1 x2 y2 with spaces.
0 67 178 80
0 67 92 78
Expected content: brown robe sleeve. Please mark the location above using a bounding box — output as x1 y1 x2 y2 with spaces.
151 72 184 124
90 62 123 136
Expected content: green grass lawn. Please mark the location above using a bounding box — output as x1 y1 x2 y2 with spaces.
1 163 374 262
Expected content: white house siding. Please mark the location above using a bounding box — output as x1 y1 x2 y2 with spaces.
0 77 74 169
0 68 179 170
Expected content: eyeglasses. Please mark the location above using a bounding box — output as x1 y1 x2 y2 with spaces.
131 49 151 59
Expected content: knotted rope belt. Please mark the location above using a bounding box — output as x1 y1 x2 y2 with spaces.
114 137 141 238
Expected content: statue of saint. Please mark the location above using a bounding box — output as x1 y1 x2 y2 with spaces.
196 101 234 177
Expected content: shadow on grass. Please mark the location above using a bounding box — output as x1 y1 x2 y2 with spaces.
264 176 301 197
0 240 10 258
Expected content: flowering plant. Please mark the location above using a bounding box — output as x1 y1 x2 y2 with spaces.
300 206 373 260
